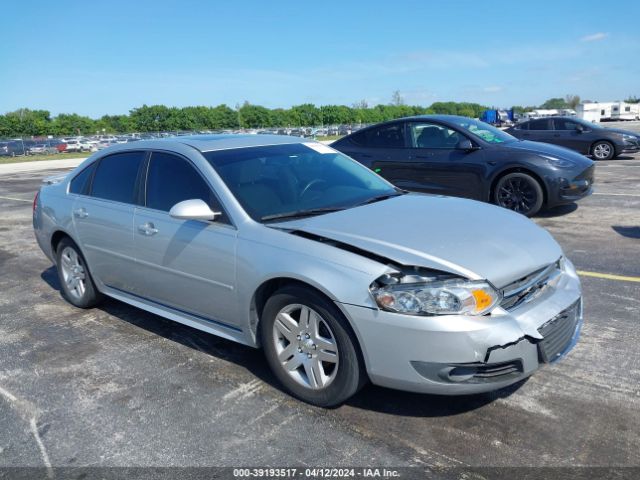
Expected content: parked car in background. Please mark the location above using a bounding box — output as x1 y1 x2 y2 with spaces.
62 139 86 153
29 143 59 155
78 139 98 152
506 117 640 160
0 140 29 157
96 140 113 150
34 135 583 406
332 115 594 216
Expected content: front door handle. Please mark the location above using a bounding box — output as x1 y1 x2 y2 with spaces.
138 222 158 236
73 208 88 219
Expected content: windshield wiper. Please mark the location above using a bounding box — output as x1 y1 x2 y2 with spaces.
355 190 407 206
261 206 346 222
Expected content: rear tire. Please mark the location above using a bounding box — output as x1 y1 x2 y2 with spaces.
261 286 366 407
55 238 103 308
494 172 544 217
591 141 615 160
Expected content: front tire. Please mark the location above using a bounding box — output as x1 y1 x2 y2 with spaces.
55 238 102 308
591 141 615 160
261 286 366 407
494 172 544 217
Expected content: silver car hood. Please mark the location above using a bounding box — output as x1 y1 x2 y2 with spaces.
274 194 562 288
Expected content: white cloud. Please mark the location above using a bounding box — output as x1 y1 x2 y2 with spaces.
581 32 609 42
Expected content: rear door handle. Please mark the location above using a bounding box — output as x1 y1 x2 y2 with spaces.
138 222 158 236
73 208 88 219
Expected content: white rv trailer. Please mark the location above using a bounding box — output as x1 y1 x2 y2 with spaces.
577 102 640 122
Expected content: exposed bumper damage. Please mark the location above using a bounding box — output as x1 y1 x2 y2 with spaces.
339 260 582 395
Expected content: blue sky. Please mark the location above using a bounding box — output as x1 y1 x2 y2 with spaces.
1 0 639 117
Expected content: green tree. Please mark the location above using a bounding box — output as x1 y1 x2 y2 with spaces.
238 102 271 128
52 113 95 136
210 104 240 129
289 104 321 126
130 104 173 132
540 97 568 109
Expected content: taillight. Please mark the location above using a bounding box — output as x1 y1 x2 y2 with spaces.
33 190 39 213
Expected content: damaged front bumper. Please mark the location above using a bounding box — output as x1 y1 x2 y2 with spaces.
338 259 583 395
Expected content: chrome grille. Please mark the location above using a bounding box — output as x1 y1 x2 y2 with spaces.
500 260 561 311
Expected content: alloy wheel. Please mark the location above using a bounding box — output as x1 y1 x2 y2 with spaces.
60 246 87 300
272 303 339 390
593 143 612 160
497 176 538 214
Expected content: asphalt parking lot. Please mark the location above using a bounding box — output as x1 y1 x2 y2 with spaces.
0 153 639 477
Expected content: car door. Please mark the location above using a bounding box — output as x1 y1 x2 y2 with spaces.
523 118 555 145
132 151 239 328
552 118 590 153
71 150 146 291
339 122 410 181
404 121 486 199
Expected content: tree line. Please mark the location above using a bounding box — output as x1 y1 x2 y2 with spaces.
0 101 489 138
5 93 635 138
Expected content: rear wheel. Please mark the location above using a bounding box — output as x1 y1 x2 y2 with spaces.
56 238 102 308
494 172 544 217
591 141 615 160
261 286 366 407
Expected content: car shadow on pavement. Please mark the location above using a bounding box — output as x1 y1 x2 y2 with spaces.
41 265 523 416
535 203 578 218
345 379 527 417
612 225 640 239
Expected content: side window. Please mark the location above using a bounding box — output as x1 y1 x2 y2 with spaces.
364 124 405 148
90 151 145 204
554 119 578 131
410 123 462 148
145 152 229 223
69 162 96 195
529 119 550 130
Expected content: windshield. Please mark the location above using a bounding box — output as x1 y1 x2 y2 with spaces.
449 117 517 144
204 143 399 222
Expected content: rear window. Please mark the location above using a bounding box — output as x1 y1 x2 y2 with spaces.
90 151 145 204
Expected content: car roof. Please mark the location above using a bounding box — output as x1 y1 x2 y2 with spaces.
129 134 308 153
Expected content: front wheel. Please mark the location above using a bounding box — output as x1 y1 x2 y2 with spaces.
261 286 366 407
494 172 544 217
591 141 615 160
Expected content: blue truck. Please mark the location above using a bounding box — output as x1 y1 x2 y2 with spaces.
480 109 515 126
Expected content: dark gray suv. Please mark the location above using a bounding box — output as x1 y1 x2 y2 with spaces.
506 117 640 160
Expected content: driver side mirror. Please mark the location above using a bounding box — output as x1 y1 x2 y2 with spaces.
169 199 220 221
456 138 476 151
575 125 584 133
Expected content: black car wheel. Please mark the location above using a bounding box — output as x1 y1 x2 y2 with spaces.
591 141 615 160
494 172 544 217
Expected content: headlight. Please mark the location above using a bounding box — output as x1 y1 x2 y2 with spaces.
539 154 576 168
622 134 637 142
371 277 501 316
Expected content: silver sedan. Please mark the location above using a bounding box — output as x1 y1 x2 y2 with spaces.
33 135 583 406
